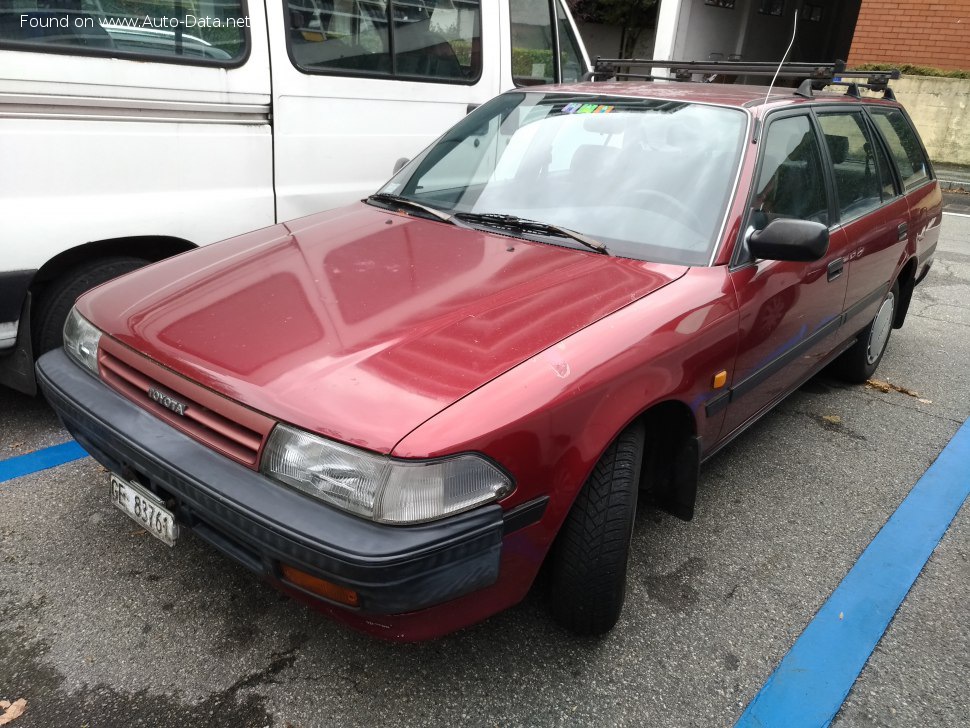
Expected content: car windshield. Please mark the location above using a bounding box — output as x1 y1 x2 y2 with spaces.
377 92 748 265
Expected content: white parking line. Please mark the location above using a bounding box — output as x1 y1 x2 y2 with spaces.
943 211 970 219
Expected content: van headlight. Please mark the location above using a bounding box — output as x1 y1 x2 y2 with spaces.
63 307 102 375
260 424 514 524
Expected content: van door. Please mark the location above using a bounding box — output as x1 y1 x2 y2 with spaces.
269 0 500 220
268 0 589 220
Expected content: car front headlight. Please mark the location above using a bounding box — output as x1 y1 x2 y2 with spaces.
63 307 102 375
260 423 514 524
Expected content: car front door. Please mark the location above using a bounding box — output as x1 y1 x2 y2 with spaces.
720 110 849 438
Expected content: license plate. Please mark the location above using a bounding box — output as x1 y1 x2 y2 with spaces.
109 474 179 547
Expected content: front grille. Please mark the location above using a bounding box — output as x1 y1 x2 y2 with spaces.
98 337 274 468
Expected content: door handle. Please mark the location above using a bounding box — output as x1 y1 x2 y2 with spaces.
897 222 908 241
827 257 844 282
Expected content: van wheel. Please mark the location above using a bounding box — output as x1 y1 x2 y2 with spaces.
549 421 645 636
831 281 899 384
33 257 149 357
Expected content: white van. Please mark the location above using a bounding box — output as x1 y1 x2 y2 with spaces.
0 0 589 393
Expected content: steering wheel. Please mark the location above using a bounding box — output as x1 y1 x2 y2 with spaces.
620 189 706 235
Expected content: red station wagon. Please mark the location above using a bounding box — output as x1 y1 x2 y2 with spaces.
38 61 943 640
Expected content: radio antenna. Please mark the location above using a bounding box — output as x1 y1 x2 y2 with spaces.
763 9 799 107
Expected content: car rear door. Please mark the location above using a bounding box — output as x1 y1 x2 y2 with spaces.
814 107 909 337
867 106 945 288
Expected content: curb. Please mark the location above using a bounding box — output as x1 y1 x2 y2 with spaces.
939 179 969 192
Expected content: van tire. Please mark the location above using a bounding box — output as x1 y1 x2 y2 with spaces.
33 257 149 357
549 421 645 636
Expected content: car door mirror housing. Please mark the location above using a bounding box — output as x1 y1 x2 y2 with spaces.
748 219 829 262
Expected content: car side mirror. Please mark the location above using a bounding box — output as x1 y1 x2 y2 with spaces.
393 157 409 174
748 219 829 262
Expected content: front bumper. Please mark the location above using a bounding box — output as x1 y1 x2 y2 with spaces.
37 348 512 617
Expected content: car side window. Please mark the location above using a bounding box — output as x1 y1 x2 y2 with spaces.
0 0 248 64
286 0 482 83
869 108 931 191
816 111 886 222
752 115 829 228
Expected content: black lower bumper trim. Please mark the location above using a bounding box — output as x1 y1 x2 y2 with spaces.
37 348 504 614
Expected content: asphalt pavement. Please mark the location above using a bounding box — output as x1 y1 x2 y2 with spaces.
1 214 968 728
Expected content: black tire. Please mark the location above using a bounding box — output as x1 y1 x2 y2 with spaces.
549 421 646 636
831 281 900 384
33 257 149 357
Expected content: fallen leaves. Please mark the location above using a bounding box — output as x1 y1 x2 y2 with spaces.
0 698 27 725
822 415 842 424
866 379 932 403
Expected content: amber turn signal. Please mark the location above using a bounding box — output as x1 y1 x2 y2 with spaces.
712 370 727 389
280 564 359 607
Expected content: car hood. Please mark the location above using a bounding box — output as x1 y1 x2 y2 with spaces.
80 204 688 453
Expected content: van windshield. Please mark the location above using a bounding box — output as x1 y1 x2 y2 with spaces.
377 92 748 265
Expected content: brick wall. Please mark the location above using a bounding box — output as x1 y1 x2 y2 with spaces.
847 0 970 71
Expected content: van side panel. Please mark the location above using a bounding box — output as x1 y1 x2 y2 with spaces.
0 7 274 274
267 0 504 220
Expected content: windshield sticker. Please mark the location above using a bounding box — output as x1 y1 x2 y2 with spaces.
562 103 615 115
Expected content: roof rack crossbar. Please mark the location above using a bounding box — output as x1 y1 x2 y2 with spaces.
591 58 846 80
587 59 902 99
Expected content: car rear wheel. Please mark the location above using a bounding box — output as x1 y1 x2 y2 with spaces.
549 421 645 636
33 257 149 358
831 281 899 384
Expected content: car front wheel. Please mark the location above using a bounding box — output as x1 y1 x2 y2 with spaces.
548 421 645 636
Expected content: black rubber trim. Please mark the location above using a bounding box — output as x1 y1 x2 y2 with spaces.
705 391 731 416
36 349 504 615
502 496 549 535
842 285 888 324
0 270 34 322
732 315 842 403
704 283 888 417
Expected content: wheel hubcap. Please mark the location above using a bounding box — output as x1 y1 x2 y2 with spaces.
867 293 895 365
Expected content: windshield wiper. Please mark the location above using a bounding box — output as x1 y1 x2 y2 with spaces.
454 212 609 255
366 193 455 224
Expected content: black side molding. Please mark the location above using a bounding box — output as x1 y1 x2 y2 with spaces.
502 496 549 535
704 284 889 417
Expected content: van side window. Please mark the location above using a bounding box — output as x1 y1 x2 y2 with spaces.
869 108 931 191
0 0 248 64
509 0 556 86
286 0 482 83
752 115 829 227
555 0 583 83
816 111 885 222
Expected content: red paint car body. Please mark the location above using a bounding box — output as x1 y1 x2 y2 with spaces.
38 80 942 640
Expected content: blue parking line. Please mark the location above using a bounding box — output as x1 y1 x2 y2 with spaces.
736 417 970 728
0 440 88 484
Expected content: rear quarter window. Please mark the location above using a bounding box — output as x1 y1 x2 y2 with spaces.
869 107 931 191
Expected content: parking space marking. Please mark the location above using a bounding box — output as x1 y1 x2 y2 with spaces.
736 418 970 728
943 211 970 219
0 441 88 484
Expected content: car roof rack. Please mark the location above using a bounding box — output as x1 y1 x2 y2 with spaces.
584 59 901 101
